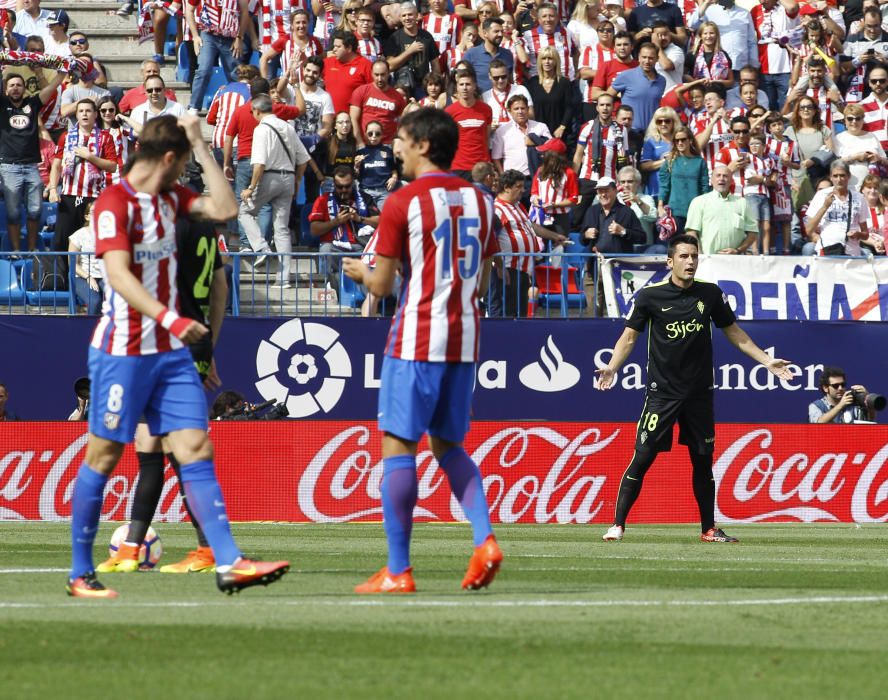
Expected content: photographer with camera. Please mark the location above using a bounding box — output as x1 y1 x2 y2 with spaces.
808 366 884 423
67 377 90 421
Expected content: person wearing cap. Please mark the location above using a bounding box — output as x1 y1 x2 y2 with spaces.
59 54 110 123
685 164 758 254
43 9 69 56
530 138 578 235
491 93 551 200
581 176 646 255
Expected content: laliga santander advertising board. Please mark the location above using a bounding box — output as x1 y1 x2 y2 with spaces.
2 422 888 524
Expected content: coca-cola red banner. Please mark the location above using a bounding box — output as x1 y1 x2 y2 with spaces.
2 422 887 524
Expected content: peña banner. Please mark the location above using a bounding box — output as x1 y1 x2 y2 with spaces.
2 422 887 524
601 255 888 321
1 316 886 422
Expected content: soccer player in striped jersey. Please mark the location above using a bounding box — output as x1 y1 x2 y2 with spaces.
343 108 503 594
66 115 289 599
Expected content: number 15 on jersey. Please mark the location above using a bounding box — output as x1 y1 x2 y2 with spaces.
432 216 481 281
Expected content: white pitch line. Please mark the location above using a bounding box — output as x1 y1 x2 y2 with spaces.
1 595 888 610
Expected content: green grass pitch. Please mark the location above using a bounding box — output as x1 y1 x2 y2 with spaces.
2 522 887 700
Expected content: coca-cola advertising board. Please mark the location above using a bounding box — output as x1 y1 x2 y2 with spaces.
2 316 887 423
2 422 887 524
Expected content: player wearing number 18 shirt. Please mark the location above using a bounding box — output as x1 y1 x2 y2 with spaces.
343 108 503 594
66 115 288 599
595 235 793 544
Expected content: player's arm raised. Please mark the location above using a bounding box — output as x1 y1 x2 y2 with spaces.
596 327 640 390
103 249 208 344
721 323 793 380
178 114 238 222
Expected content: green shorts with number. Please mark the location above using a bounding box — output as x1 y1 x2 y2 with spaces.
634 392 715 454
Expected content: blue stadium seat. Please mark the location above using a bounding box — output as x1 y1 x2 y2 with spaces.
0 259 26 305
249 50 261 67
163 15 179 57
202 67 227 110
338 262 366 308
176 41 191 83
18 256 72 310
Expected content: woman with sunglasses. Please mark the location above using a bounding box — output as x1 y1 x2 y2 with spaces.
315 112 357 193
784 95 833 208
354 121 398 209
655 125 708 246
95 96 130 187
640 107 681 198
336 0 362 33
834 103 887 187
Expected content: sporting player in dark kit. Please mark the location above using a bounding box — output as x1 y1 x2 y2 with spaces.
596 234 793 543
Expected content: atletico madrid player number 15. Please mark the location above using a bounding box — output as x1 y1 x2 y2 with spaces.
343 108 504 594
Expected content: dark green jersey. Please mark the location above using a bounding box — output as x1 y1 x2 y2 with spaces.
625 278 736 399
175 218 222 327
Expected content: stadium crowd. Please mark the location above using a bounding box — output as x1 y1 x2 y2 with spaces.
2 0 888 314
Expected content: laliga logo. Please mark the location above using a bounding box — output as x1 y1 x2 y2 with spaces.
255 319 352 418
518 335 580 392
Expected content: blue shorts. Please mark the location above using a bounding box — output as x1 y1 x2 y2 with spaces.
88 346 209 443
378 356 475 443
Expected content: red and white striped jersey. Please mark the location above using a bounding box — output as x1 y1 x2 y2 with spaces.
274 35 325 79
696 117 733 173
715 143 770 196
531 167 579 216
261 0 307 46
868 206 887 234
500 36 523 83
91 181 199 356
375 171 498 363
682 106 707 134
355 34 382 62
805 85 836 130
39 84 64 132
54 129 117 199
523 26 576 81
207 83 249 149
765 135 799 189
441 45 466 73
578 44 614 102
750 4 798 75
422 12 462 55
795 42 837 78
494 197 541 274
576 119 627 180
860 93 888 152
105 127 129 187
189 0 240 38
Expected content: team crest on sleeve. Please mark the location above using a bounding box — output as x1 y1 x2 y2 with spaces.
97 210 117 240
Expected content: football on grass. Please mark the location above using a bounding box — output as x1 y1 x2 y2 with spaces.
109 523 163 569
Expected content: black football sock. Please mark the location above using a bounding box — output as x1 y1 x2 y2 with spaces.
613 449 657 527
690 450 716 533
168 453 210 549
128 451 165 543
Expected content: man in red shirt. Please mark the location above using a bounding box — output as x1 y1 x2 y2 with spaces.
590 31 637 101
118 59 179 114
445 69 493 180
349 59 407 146
222 77 303 251
323 29 374 114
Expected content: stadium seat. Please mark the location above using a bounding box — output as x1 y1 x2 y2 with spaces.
0 259 26 305
175 41 191 83
534 261 586 317
163 15 179 57
18 256 72 311
338 261 366 308
249 50 261 67
202 67 227 111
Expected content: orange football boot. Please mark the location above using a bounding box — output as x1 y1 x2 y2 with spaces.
354 566 417 594
66 572 118 599
461 535 503 590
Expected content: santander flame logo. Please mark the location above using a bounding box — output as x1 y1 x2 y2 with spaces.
518 335 581 392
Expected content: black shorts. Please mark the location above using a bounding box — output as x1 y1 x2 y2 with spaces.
634 392 715 454
188 334 213 381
